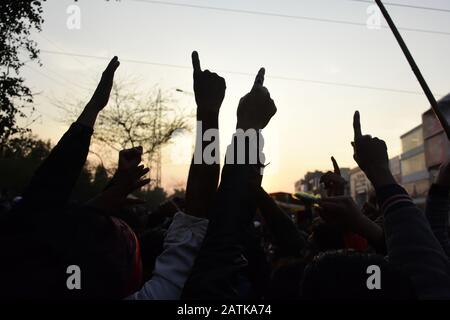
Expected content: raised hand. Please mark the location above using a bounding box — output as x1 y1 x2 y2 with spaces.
118 146 143 172
185 52 223 218
113 146 147 188
114 146 149 192
87 56 120 112
113 163 150 196
88 147 150 213
88 165 150 213
192 51 226 119
77 56 120 128
236 68 277 130
93 146 150 212
320 156 347 196
352 111 394 188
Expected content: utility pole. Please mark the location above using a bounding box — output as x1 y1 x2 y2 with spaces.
155 89 162 188
150 89 162 188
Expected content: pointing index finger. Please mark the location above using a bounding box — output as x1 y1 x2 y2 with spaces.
191 51 201 73
252 67 265 90
331 156 341 175
353 111 362 140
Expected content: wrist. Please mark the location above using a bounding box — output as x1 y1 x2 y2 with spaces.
236 121 262 131
197 106 219 121
197 115 219 130
366 167 395 189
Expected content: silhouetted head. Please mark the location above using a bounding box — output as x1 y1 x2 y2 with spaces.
57 206 143 299
301 250 416 299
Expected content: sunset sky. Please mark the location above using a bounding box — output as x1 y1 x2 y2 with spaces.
22 0 450 193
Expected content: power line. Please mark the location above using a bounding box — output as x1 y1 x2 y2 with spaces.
131 0 450 36
35 34 94 91
23 65 70 121
40 48 440 96
37 33 87 68
25 64 71 89
348 0 450 13
25 62 90 92
41 66 90 92
41 49 191 69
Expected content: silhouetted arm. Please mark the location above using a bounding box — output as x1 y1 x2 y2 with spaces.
20 122 92 213
18 57 120 217
182 137 263 299
257 187 305 257
182 68 276 299
185 51 225 219
352 110 450 299
185 115 220 218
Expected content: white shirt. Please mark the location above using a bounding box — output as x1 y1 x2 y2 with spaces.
127 212 208 300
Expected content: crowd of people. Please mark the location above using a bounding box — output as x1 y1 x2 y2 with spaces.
1 51 450 300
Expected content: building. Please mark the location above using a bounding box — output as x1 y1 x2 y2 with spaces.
348 119 447 207
349 167 373 208
294 171 324 195
340 167 351 196
296 108 450 208
422 108 450 180
349 156 400 207
295 167 351 196
390 156 402 183
400 125 429 204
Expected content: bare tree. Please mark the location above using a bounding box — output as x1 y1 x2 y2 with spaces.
56 78 191 185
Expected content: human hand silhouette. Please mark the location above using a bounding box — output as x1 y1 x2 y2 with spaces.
77 57 120 128
191 51 226 119
320 157 347 197
87 56 120 112
118 146 143 172
352 111 394 188
236 68 277 130
88 159 149 214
